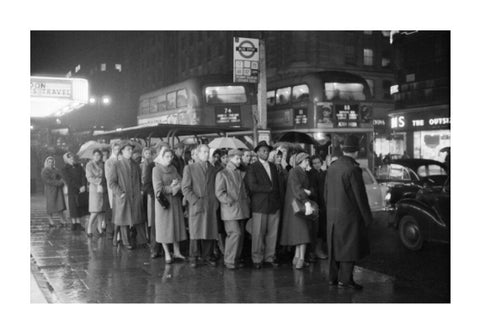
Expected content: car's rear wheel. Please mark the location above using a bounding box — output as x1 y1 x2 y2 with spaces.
399 215 424 251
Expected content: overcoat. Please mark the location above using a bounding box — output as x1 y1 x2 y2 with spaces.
41 167 66 214
105 156 117 207
324 156 372 261
141 160 155 226
85 160 105 213
215 162 250 221
152 164 187 243
280 166 312 246
108 158 143 226
62 163 88 218
246 160 282 214
181 161 219 240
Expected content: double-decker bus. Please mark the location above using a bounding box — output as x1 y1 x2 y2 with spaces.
138 75 255 129
267 71 374 168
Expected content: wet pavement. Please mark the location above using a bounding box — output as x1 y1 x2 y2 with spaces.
30 194 448 303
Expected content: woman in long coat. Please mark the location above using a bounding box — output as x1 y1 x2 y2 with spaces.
41 156 67 227
152 146 187 264
280 153 314 269
62 152 88 230
85 149 106 237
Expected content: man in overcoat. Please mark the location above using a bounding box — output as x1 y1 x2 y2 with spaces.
246 141 283 269
108 141 147 250
181 144 219 267
215 149 251 270
324 135 372 290
105 142 120 240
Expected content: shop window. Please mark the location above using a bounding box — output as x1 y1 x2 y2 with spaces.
292 84 309 102
363 49 374 66
100 63 107 71
267 90 275 106
115 64 122 72
276 87 291 105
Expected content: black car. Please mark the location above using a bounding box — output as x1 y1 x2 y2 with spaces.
393 177 450 250
376 158 449 209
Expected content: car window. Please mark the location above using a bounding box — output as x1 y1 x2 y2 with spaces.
428 164 447 176
362 168 374 185
389 164 411 181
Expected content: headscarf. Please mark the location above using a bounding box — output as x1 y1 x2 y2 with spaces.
63 152 73 164
295 152 309 166
44 156 55 168
154 145 173 166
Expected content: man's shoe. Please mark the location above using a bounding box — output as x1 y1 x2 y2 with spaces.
253 263 262 269
263 261 279 268
338 281 363 290
224 263 236 270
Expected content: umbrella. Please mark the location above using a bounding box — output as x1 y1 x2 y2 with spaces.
208 137 249 150
77 141 110 159
277 131 318 145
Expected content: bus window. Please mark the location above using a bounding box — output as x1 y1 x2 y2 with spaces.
205 86 247 104
167 92 176 109
177 89 188 108
324 82 366 101
267 90 275 106
276 87 291 105
292 84 309 102
156 94 167 112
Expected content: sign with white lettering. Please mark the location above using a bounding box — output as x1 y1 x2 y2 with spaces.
31 78 73 99
233 37 259 83
388 111 450 131
215 106 241 124
335 104 359 128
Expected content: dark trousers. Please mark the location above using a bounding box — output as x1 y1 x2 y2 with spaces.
306 218 319 257
150 216 161 255
328 241 354 284
189 239 215 259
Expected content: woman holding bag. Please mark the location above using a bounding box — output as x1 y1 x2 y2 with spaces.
152 146 187 264
62 152 88 230
85 149 106 237
280 152 314 270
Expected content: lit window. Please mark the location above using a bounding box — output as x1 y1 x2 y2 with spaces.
292 84 310 102
75 64 81 73
276 87 291 105
267 91 275 106
101 63 106 71
363 49 374 66
115 64 122 72
382 57 391 67
66 71 72 78
205 86 247 104
366 79 375 97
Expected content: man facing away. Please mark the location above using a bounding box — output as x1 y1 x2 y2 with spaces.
215 149 251 270
324 135 372 290
246 141 283 269
181 144 219 268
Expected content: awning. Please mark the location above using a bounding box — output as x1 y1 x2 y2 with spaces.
93 123 251 140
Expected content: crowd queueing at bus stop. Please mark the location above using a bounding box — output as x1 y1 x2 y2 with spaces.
40 135 372 290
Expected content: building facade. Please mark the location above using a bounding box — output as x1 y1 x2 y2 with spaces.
385 31 450 162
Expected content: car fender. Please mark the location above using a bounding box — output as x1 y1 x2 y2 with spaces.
393 199 446 231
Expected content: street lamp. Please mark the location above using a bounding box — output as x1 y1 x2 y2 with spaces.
89 95 111 106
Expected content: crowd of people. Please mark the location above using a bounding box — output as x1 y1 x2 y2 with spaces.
40 134 372 290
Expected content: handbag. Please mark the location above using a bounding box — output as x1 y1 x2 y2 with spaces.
291 199 319 221
156 191 170 209
76 191 89 210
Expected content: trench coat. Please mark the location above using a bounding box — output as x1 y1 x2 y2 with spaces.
85 160 105 213
181 161 219 240
215 162 250 221
280 166 312 246
152 164 187 243
41 167 66 214
324 156 372 261
107 158 143 226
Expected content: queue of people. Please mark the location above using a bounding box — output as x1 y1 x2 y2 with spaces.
40 134 372 290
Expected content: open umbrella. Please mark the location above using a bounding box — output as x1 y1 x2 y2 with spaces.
277 131 317 145
208 137 249 150
77 141 110 159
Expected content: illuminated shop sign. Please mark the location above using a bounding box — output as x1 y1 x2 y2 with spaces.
389 112 450 131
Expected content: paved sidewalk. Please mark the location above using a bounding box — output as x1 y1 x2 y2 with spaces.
30 194 447 303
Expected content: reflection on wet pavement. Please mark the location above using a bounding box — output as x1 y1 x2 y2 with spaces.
30 195 447 303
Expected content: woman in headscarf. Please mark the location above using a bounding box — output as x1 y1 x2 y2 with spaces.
280 152 314 269
62 152 88 230
41 156 68 227
85 149 106 237
152 145 187 264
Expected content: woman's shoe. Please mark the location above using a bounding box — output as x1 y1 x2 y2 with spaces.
165 258 173 264
173 255 186 261
295 259 305 270
292 256 299 266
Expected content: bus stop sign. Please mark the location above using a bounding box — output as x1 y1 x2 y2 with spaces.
233 37 259 83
